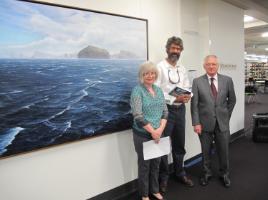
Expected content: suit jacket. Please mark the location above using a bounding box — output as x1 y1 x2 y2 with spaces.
191 73 236 132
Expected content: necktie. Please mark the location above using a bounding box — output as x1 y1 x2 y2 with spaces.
210 77 217 99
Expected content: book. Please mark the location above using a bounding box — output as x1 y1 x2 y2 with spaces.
169 86 191 97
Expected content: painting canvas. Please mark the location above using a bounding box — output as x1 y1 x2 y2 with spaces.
0 0 147 158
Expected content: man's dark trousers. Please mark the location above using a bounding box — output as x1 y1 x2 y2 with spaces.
159 104 186 184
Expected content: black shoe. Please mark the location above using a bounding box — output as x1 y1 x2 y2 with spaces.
220 175 231 188
177 176 194 187
199 174 212 186
159 182 167 194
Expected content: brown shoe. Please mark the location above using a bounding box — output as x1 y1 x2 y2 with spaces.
177 176 194 187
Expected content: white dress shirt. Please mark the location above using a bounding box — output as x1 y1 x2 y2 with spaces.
155 59 190 105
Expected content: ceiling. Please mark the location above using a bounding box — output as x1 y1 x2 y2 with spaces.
223 0 268 58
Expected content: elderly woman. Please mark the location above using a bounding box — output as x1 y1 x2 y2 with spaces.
130 61 168 200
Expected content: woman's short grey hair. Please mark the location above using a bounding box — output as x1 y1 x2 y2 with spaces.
138 61 159 84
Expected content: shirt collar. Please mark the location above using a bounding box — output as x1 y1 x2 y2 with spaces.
164 59 180 69
207 73 218 81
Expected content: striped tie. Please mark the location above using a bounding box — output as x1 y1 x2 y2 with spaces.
210 77 217 99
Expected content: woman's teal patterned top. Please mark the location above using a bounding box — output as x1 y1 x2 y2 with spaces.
130 84 168 139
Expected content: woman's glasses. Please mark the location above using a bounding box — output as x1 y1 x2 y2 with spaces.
143 72 156 77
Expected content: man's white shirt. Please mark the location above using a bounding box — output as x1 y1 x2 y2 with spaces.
155 59 190 105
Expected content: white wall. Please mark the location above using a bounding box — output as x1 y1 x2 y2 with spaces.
180 0 210 159
0 1 182 200
0 1 245 200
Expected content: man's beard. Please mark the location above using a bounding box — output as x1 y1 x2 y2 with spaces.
168 52 180 63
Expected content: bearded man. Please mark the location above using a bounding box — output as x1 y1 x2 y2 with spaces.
155 36 194 193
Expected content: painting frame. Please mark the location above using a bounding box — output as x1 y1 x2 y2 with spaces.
0 0 148 159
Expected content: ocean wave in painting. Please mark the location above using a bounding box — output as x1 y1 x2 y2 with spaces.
0 59 141 157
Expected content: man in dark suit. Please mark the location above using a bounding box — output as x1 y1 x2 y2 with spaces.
191 55 236 188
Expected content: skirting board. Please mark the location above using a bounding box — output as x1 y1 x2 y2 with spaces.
87 128 245 200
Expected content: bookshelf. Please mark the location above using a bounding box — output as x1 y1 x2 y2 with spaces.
245 62 268 85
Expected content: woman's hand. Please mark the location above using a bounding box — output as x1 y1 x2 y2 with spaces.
143 120 167 143
151 130 161 143
153 119 167 143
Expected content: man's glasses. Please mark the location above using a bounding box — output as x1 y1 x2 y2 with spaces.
168 68 180 84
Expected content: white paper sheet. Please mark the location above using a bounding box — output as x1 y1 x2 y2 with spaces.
143 136 171 160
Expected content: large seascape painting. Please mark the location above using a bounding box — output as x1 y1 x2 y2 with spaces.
0 0 147 158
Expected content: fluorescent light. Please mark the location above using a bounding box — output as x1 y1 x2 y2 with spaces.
209 40 212 46
244 15 254 22
245 53 268 62
262 32 268 37
265 48 268 51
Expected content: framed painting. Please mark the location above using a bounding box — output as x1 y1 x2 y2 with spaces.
0 0 148 158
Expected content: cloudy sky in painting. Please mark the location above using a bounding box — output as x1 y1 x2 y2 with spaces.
0 0 147 59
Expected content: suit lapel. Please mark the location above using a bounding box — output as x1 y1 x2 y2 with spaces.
217 74 223 100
